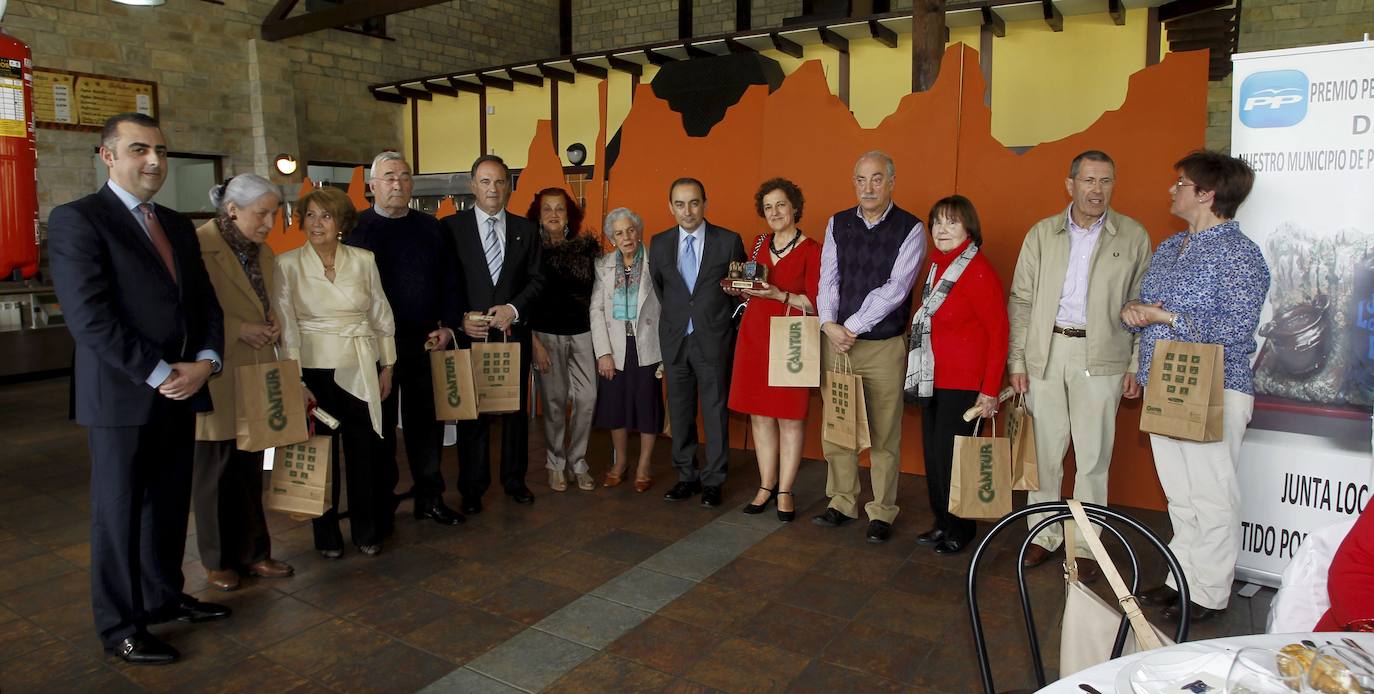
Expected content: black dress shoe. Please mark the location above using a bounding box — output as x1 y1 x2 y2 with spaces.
934 538 968 555
700 485 723 508
811 507 856 527
776 491 795 523
916 528 946 546
741 487 775 514
663 481 701 501
1140 584 1179 606
172 598 231 624
1164 600 1221 623
507 487 535 505
108 633 179 665
460 498 483 515
866 520 893 544
414 500 465 525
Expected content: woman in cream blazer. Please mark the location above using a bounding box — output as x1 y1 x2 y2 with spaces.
589 208 663 492
194 174 294 591
274 187 397 558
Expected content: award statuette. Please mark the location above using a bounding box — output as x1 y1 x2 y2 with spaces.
720 260 769 290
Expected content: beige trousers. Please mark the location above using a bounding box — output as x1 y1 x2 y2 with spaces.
1154 389 1253 610
534 331 597 474
1025 332 1124 555
821 335 906 524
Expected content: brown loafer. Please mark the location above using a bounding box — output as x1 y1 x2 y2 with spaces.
246 558 294 578
205 568 240 592
1022 544 1054 568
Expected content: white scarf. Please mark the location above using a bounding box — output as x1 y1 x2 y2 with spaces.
904 243 979 403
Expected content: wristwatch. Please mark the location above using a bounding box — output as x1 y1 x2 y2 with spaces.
1169 312 1182 330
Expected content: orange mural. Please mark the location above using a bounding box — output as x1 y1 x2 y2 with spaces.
510 44 1207 512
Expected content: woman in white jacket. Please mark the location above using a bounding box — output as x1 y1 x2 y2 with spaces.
589 208 663 492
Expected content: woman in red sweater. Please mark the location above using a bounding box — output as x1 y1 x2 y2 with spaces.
911 195 1009 555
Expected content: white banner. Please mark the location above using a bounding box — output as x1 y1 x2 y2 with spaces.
1231 41 1374 586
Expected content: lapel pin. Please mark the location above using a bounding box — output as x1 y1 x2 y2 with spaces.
1113 252 1120 257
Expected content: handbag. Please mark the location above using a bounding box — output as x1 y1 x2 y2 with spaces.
1058 499 1173 677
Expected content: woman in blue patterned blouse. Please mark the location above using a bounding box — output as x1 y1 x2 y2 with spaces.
1120 150 1270 624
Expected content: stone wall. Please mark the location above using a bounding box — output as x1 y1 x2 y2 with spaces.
1207 0 1374 149
3 0 558 218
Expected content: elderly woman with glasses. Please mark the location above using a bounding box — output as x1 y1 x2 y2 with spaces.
589 208 663 492
1121 150 1270 623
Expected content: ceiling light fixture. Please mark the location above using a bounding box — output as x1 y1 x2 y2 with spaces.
274 154 298 176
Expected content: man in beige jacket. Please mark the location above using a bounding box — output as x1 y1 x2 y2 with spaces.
1007 150 1152 579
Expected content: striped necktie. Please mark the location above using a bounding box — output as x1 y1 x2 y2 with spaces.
138 203 178 283
483 216 503 284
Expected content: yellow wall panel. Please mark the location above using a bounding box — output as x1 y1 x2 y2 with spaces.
607 70 634 137
851 34 912 128
558 75 603 166
990 8 1151 147
486 82 549 168
416 94 478 174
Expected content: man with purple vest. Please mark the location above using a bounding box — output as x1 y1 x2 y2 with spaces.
813 151 926 544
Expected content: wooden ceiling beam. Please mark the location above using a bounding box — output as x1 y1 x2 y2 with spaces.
771 33 804 58
262 0 453 41
980 7 1005 37
869 19 899 48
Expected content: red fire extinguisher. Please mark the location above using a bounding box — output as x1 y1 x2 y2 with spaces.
0 25 39 280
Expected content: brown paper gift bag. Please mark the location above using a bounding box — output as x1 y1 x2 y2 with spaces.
265 435 333 517
470 335 522 414
768 308 821 388
430 348 478 421
949 417 1013 521
1139 340 1225 442
235 356 309 452
822 354 870 451
1006 393 1039 491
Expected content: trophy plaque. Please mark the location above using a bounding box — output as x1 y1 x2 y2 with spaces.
720 260 769 290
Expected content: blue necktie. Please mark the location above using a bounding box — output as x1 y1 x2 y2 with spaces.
680 233 697 334
483 217 502 284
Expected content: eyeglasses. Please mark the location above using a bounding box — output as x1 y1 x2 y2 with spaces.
1171 178 1197 190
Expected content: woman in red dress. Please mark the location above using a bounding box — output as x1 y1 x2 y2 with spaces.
728 178 822 522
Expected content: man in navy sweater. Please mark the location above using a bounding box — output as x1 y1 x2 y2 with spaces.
347 151 466 527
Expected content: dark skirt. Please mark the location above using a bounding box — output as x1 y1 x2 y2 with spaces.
593 336 664 434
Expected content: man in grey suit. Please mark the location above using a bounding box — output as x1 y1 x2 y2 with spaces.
648 178 747 507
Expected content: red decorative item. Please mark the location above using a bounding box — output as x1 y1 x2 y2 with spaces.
0 26 38 280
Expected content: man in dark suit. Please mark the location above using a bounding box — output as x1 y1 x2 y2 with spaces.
443 155 544 512
648 178 746 508
47 113 231 665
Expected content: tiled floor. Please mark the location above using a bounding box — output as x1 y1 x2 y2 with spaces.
0 375 1273 693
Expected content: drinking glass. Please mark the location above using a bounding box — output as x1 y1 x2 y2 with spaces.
1225 647 1305 694
1305 643 1374 694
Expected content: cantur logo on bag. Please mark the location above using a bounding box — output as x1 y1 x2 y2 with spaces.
978 442 995 502
1239 70 1308 128
786 321 804 373
265 368 287 431
443 355 461 406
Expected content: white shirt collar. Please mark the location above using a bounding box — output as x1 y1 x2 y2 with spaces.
474 206 505 228
1065 204 1107 234
679 221 706 239
373 203 407 219
106 180 150 212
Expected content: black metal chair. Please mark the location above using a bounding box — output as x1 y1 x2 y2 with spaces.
966 501 1192 694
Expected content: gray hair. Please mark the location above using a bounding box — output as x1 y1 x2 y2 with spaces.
208 173 279 212
602 207 643 244
854 150 895 178
1068 150 1115 179
370 151 409 177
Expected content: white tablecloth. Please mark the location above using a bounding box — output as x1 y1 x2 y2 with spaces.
1036 632 1374 693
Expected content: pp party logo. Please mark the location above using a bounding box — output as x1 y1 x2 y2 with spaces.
1239 70 1309 128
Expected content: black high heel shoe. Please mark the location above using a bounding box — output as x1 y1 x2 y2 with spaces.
776 491 795 523
742 487 776 515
